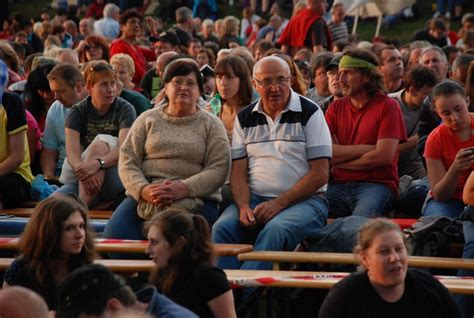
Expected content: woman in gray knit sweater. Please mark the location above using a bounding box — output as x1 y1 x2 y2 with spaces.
104 58 231 244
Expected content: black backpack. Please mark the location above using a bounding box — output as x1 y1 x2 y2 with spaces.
405 216 464 257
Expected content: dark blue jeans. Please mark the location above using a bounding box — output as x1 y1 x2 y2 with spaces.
325 182 395 218
456 206 474 318
422 197 465 218
103 196 219 258
212 193 328 270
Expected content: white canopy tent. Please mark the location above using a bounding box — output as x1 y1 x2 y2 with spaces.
335 0 416 37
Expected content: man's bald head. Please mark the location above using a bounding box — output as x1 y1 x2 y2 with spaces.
0 287 49 318
157 51 179 76
253 56 292 113
253 56 290 78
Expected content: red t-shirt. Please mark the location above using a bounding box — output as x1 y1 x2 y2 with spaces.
109 39 156 86
86 3 106 19
325 94 407 195
424 115 474 199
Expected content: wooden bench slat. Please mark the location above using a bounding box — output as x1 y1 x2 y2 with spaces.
0 259 470 294
238 251 474 271
0 238 252 257
214 244 253 256
224 269 474 295
0 208 113 220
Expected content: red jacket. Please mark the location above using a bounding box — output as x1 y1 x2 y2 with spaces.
109 39 156 86
278 8 331 50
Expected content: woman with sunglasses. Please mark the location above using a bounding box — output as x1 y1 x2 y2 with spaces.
75 35 110 63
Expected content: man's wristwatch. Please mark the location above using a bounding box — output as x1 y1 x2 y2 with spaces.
97 158 106 170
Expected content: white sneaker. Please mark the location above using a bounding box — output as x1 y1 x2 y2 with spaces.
445 11 452 19
433 11 441 18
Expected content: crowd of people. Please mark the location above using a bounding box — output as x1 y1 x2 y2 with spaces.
0 0 474 316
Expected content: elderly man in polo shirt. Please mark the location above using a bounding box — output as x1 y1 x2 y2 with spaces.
212 56 331 271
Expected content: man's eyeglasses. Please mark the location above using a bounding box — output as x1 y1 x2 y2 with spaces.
254 76 291 89
326 70 340 78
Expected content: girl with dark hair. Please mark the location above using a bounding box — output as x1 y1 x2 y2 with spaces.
212 55 253 142
23 62 57 131
423 80 474 217
146 209 236 318
319 218 462 318
3 194 96 310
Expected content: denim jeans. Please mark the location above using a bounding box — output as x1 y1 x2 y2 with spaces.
422 203 473 317
395 177 430 216
212 193 328 270
325 182 395 218
54 165 124 207
104 196 219 258
456 207 474 318
422 198 465 218
437 0 455 13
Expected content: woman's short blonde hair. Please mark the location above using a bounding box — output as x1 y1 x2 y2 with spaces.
110 53 135 75
44 35 61 52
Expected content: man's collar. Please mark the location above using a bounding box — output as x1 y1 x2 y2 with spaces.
251 90 301 114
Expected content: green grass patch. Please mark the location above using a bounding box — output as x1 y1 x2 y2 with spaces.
10 0 462 45
10 1 51 19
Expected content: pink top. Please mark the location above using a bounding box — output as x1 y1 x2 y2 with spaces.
25 110 42 151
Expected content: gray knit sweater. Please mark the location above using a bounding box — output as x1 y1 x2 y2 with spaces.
119 104 231 202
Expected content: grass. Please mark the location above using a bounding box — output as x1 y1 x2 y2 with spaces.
10 0 466 45
9 1 51 19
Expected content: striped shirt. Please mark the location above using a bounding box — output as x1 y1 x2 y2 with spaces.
328 20 349 43
232 90 332 197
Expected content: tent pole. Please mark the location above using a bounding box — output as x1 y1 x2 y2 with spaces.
352 7 361 34
375 15 382 37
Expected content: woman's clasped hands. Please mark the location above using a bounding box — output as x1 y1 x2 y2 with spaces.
141 180 189 207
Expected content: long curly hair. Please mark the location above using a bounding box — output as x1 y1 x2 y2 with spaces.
145 209 214 295
18 194 96 296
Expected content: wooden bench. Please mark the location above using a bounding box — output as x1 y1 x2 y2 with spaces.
1 209 420 227
224 269 474 295
326 217 416 229
238 251 474 271
0 259 470 294
0 237 252 256
0 208 113 220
